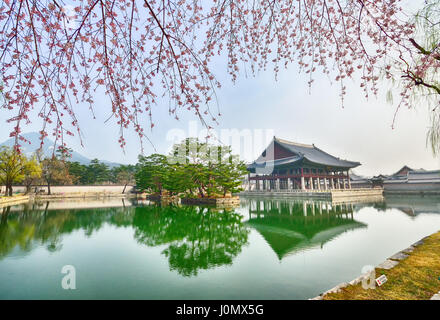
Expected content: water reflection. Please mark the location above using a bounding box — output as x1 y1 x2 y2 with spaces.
0 201 249 277
132 205 249 276
0 201 136 258
1 196 440 279
243 199 367 259
354 195 440 217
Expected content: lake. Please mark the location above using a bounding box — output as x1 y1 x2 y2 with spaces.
1 195 439 299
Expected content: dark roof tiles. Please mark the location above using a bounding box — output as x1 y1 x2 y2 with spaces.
274 137 360 169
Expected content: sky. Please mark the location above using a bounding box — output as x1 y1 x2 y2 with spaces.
1 0 438 177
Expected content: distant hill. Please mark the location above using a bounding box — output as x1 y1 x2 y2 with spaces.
0 132 122 168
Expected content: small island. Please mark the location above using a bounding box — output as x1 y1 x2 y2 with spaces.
135 138 247 206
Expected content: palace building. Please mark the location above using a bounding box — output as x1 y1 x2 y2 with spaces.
246 137 361 191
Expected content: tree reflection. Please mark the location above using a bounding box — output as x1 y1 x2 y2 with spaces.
0 203 136 259
0 202 249 277
132 205 249 276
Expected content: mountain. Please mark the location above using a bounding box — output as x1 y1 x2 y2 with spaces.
0 132 122 168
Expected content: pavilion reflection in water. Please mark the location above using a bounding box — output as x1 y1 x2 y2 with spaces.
353 195 440 217
244 199 367 260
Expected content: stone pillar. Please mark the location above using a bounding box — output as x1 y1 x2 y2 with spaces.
317 177 321 190
324 178 328 190
301 176 305 190
248 173 251 191
287 178 292 190
309 177 314 190
331 177 335 189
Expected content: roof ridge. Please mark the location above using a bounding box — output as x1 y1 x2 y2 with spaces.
274 137 313 148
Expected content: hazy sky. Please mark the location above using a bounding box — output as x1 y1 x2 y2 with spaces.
1 0 438 177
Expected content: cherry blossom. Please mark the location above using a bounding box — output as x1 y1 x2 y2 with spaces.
0 1 423 152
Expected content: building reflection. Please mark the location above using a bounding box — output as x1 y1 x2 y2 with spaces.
244 198 367 260
353 195 440 217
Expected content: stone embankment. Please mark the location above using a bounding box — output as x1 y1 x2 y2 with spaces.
0 195 30 208
0 185 136 209
181 196 240 206
240 188 383 202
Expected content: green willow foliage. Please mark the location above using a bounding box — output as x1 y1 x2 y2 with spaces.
412 1 440 154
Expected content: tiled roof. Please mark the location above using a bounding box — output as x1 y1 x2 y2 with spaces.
274 137 361 169
407 170 440 183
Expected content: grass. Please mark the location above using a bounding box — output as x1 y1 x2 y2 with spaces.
324 231 440 300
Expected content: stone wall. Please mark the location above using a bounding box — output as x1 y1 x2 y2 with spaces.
1 185 134 194
240 188 383 201
384 182 440 194
181 197 240 206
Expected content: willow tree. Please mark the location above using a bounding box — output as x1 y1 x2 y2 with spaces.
2 1 439 151
408 1 440 154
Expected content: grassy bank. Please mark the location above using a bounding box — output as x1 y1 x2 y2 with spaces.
324 231 440 300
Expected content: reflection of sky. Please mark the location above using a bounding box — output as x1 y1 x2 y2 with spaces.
1 0 438 177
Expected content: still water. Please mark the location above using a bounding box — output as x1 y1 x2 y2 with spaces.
0 196 440 299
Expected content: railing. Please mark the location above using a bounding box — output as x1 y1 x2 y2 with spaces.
244 189 330 193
